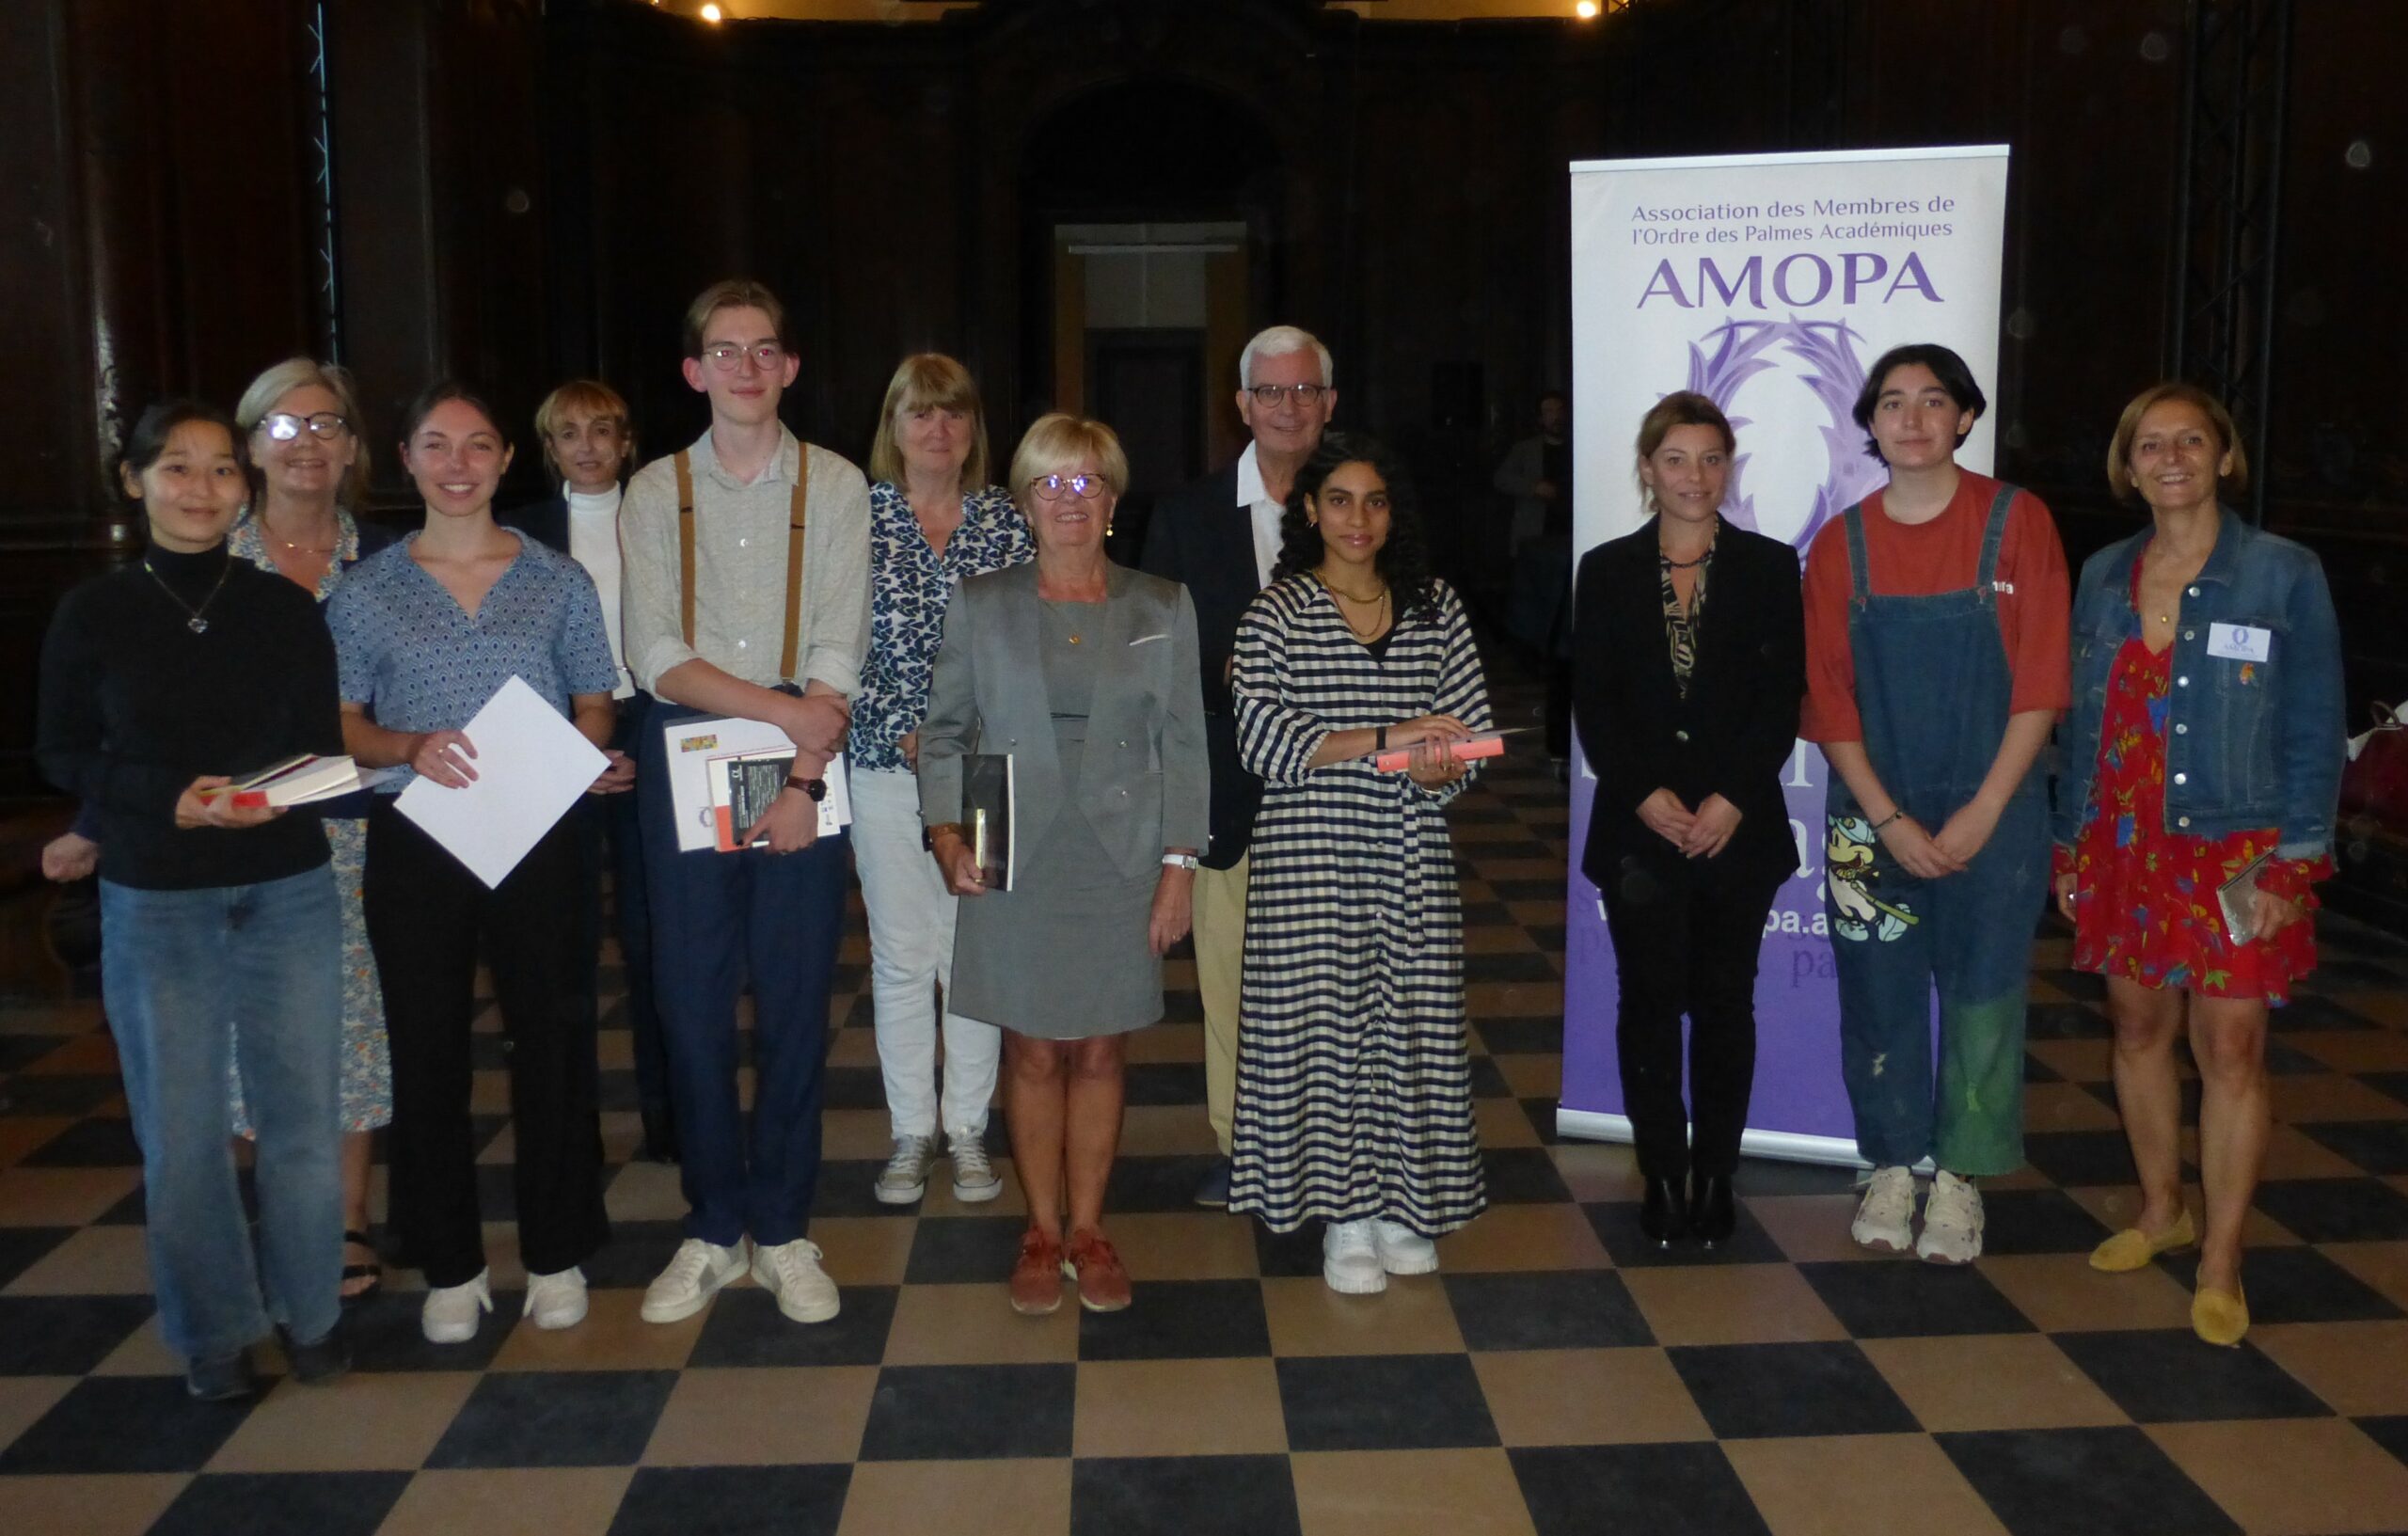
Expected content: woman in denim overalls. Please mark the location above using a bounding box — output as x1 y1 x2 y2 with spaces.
1800 345 2070 1264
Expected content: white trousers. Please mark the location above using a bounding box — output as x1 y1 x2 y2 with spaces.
849 765 1001 1139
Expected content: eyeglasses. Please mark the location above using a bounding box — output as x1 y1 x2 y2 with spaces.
702 342 787 372
1029 473 1109 501
1245 383 1329 407
260 412 348 442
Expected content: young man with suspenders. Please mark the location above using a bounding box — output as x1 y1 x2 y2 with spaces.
622 279 871 1326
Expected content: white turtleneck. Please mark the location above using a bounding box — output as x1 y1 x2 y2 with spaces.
565 484 634 699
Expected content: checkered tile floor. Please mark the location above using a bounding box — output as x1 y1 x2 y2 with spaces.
7 677 2408 1535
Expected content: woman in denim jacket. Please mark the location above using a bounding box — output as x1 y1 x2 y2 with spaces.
2051 382 2345 1347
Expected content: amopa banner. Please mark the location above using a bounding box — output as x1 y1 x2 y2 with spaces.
1560 145 2011 1163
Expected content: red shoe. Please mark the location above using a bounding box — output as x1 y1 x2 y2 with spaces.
1063 1227 1133 1312
1009 1227 1065 1316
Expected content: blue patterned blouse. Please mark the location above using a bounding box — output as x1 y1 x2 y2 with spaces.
848 483 1033 773
327 530 619 792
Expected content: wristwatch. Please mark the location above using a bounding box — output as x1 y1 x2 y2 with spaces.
1162 853 1200 871
784 774 828 802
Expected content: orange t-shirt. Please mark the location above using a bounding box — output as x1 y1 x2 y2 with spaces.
1799 470 2071 743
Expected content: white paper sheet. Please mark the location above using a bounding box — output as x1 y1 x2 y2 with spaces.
659 713 852 853
396 674 610 888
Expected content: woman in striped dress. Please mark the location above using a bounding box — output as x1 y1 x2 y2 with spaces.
1228 434 1495 1293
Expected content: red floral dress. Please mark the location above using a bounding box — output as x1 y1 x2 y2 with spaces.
2059 571 2326 1001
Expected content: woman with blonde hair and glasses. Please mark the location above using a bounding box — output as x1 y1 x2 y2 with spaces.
850 355 1031 1208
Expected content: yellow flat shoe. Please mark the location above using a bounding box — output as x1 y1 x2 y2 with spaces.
2193 1282 2249 1348
2088 1210 2197 1272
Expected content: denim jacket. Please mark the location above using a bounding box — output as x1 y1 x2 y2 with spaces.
2051 507 2344 860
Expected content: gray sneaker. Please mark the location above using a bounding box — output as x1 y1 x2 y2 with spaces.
877 1134 936 1205
949 1132 1002 1203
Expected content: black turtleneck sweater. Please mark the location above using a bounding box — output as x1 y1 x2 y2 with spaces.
39 543 342 891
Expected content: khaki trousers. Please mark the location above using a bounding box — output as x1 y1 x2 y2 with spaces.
1193 852 1249 1154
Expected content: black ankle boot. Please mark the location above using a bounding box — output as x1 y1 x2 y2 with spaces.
1688 1172 1736 1247
1640 1177 1689 1246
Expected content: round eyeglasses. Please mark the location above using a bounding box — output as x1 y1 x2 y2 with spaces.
1030 473 1108 501
1245 383 1329 407
260 411 349 442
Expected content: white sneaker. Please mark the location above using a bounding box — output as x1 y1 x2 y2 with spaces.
1323 1219 1387 1294
1373 1219 1439 1276
524 1266 589 1331
421 1268 493 1343
752 1238 842 1323
876 1134 936 1205
948 1132 1002 1203
641 1237 751 1324
1851 1165 1917 1253
1916 1170 1985 1264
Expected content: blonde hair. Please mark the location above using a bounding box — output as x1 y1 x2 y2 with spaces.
682 277 787 358
1008 413 1129 505
533 379 635 484
866 354 991 487
236 356 371 509
2105 381 2248 504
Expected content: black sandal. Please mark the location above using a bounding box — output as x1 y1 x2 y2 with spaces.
341 1228 383 1304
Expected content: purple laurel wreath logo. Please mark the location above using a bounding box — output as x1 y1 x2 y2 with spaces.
1685 316 1888 558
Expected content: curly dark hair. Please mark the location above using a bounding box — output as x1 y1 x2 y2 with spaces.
1270 432 1439 620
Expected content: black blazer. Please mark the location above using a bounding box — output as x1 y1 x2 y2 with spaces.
501 494 571 558
1571 521 1806 889
1139 462 1266 869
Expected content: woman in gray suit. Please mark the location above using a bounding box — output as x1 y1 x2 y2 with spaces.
920 413 1209 1318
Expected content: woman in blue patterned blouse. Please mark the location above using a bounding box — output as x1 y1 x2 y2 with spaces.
328 382 623 1347
848 354 1034 1209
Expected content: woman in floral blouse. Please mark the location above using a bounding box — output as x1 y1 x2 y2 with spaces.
2052 382 2346 1347
846 355 1032 1209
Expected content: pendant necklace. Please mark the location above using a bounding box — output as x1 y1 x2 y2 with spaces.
144 553 232 635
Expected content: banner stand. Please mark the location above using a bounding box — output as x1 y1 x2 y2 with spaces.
1555 1109 1936 1175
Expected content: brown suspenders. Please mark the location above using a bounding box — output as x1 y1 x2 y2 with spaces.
673 447 813 684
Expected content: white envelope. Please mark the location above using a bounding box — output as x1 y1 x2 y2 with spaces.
659 713 852 853
396 675 610 889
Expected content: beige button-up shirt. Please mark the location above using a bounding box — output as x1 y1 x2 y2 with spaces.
621 425 871 698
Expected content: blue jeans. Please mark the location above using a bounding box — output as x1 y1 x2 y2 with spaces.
102 866 343 1363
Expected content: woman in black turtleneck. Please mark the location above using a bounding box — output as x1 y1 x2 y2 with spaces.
37 401 351 1401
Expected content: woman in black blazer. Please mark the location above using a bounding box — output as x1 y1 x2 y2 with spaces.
1571 391 1806 1247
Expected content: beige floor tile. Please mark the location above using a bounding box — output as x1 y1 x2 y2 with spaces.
1746 1194 1883 1263
883 1282 1079 1365
809 1216 920 1288
1464 925 1542 954
0 1376 73 1451
1071 1357 1288 1457
603 1160 690 1223
1726 1433 2010 1536
1978 1252 2198 1332
641 1366 876 1465
1291 1448 1538 1536
1471 1346 1712 1445
208 1371 481 1471
1858 1334 2126 1432
2269 1073 2408 1122
18 1032 119 1074
1467 980 1563 1019
0 1117 74 1170
1104 1211 1260 1280
1117 1104 1222 1157
2250 1320 2408 1416
596 1112 652 1166
836 1458 1071 1536
476 1123 518 1166
2 1224 152 1294
1476 858 1564 882
822 1026 879 1068
2321 1240 2408 1311
2336 991 2408 1028
1457 878 1497 903
2062 1184 2300 1249
2283 1027 2408 1074
0 1473 187 1536
1123 1024 1206 1064
594 1029 635 1069
488 1287 703 1371
0 998 107 1036
377 1468 632 1536
822 1108 896 1162
1474 1097 1544 1149
2258 1123 2369 1180
0 1166 141 1227
1494 1054 1563 1102
2024 1038 2115 1084
2148 1418 2408 1536
1437 1203 1611 1273
1546 1141 1644 1203
1261 1274 1465 1355
1504 900 1563 927
2023 1082 2128 1134
87 1313 180 1376
1621 1263 1848 1346
919 1160 1028 1219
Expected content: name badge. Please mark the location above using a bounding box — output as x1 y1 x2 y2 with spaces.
2207 624 2272 662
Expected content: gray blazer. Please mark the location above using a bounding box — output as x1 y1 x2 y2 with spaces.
918 561 1210 880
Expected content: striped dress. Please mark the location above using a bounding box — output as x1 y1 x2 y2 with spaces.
1227 574 1494 1237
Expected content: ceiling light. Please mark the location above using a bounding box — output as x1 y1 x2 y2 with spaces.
1576 1 1600 17
700 3 723 21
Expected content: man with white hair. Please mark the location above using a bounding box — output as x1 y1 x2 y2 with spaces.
1140 325 1337 1207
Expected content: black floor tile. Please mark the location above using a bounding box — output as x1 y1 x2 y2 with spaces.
343 1288 517 1372
0 1033 71 1072
1275 1353 1499 1451
1510 1443 1770 1536
1482 1147 1574 1205
2266 993 2381 1031
1519 1097 1564 1145
1459 901 1513 926
596 1068 644 1113
2260 1037 2332 1075
1120 1061 1206 1106
2020 1131 2143 1188
903 1216 1028 1284
2158 1245 2406 1324
1977 1188 2116 1256
1442 1270 1653 1351
2024 1003 2111 1040
14 1116 143 1167
424 1370 678 1467
858 1363 1075 1460
0 1225 75 1291
1104 1153 1226 1214
2052 1330 2331 1422
1476 1016 1564 1054
819 1066 888 1112
1729 1157 1861 1197
1937 1426 2239 1536
578 1219 690 1291
808 1160 919 1218
1071 1455 1300 1536
150 1471 410 1536
1797 1259 2036 1338
473 1162 519 1223
1251 1221 1326 1279
1077 1278 1271 1360
1464 951 1562 983
609 1465 850 1536
687 1285 896 1369
92 1185 149 1226
2361 1415 2408 1471
0 1072 122 1117
2037 969 2106 1002
0 1294 156 1375
0 1376 257 1473
1666 1342 1919 1438
2023 1053 2065 1084
2252 1177 2408 1243
2297 1118 2408 1176
2362 1071 2408 1111
1586 1199 1787 1267
1466 1055 1514 1100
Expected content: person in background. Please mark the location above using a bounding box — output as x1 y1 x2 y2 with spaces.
1495 389 1572 554
1571 391 1804 1247
920 414 1208 1316
332 382 620 1345
2056 382 2345 1346
1800 342 2069 1266
508 379 674 1164
1497 389 1576 769
39 400 349 1399
849 355 1029 1208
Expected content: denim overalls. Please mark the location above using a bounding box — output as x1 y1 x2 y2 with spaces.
1824 484 2048 1176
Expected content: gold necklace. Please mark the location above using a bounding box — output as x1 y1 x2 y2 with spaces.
1317 570 1389 604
